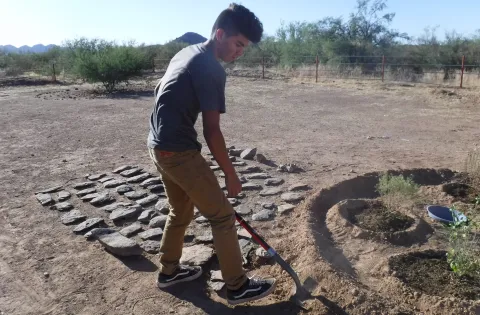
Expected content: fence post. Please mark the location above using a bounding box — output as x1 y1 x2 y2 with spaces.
381 55 385 82
315 55 319 83
262 56 265 79
52 63 56 82
460 55 465 88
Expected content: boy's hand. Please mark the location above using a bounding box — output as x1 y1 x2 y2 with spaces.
225 171 242 198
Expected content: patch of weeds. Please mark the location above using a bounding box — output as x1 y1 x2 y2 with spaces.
376 173 421 211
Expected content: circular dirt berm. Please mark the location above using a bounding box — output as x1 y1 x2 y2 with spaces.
442 182 477 203
327 198 431 245
388 250 480 300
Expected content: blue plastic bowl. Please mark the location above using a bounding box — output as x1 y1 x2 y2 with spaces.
426 205 468 224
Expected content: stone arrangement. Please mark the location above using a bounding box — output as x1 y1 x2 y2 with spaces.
33 146 311 292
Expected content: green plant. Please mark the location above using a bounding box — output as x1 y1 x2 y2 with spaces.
375 173 420 210
446 207 480 277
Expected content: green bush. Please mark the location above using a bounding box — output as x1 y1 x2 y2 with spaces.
376 173 420 210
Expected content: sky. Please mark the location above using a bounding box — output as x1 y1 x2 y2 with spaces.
1 0 479 47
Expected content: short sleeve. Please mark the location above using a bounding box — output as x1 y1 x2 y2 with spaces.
189 59 226 113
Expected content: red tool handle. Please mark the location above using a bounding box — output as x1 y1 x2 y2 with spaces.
234 212 276 255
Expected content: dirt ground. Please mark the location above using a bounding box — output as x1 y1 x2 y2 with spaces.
1 74 480 315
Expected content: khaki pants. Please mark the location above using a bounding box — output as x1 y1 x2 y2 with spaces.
148 147 248 290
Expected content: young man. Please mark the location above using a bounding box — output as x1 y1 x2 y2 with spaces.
147 3 276 306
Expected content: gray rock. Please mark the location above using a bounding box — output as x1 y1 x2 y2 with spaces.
113 165 135 173
73 182 95 190
88 173 106 181
36 193 53 206
256 247 274 259
137 194 160 206
79 193 100 201
73 218 104 234
119 222 143 237
255 153 267 164
101 202 132 213
120 168 143 177
288 183 311 191
236 192 246 199
110 205 142 221
50 202 74 212
242 183 263 191
148 184 165 193
235 206 252 215
36 185 63 194
138 209 158 223
238 166 262 174
90 193 115 206
84 228 116 240
210 270 223 281
180 245 214 266
196 231 213 243
232 161 247 166
240 148 257 160
140 177 162 188
97 232 143 256
98 176 115 183
252 210 274 221
246 173 271 180
265 178 284 186
262 202 276 210
126 173 151 184
278 204 296 215
277 163 302 173
210 165 221 171
260 187 283 196
141 240 161 254
238 239 255 265
58 191 71 201
228 198 239 206
116 184 134 194
103 180 126 188
155 199 170 214
139 228 164 240
76 187 96 197
61 210 86 225
149 215 168 228
195 216 209 224
209 281 225 292
229 148 243 157
281 193 305 203
124 190 148 200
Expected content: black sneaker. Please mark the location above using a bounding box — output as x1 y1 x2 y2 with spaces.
226 276 277 305
156 265 202 289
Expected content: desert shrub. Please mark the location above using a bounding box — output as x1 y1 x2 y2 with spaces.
464 150 480 194
376 173 420 210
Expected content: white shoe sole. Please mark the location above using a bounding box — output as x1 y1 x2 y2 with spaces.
227 280 277 305
156 269 203 289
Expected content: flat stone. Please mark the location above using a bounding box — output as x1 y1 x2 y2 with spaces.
103 180 126 188
238 166 262 174
138 209 158 223
101 202 132 213
232 161 247 166
265 178 284 186
260 187 283 196
88 173 106 181
246 173 271 180
50 202 74 212
36 193 53 206
229 156 236 162
140 177 162 188
120 168 143 177
126 173 151 184
235 206 252 215
195 216 209 224
210 166 220 171
236 192 246 199
252 210 274 221
76 187 96 197
110 205 142 221
61 210 86 225
262 202 276 210
36 185 63 194
237 228 251 239
113 165 135 173
84 228 116 240
256 247 274 259
281 192 305 203
137 194 160 206
73 182 95 190
149 215 168 228
242 183 263 191
278 204 296 215
140 240 161 254
228 198 239 206
116 184 134 194
73 218 104 234
97 232 143 256
124 190 148 200
277 163 302 173
148 184 165 193
180 245 214 266
98 176 115 183
119 222 143 237
288 183 310 191
139 228 164 240
211 270 223 281
58 191 71 201
209 281 225 292
238 239 255 265
229 148 243 157
240 148 257 160
79 193 100 201
255 153 267 164
155 199 170 214
90 193 115 206
195 231 213 243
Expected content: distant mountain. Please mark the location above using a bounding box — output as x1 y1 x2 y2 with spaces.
173 32 207 45
0 44 57 54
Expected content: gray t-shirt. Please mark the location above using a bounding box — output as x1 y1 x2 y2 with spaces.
147 42 226 151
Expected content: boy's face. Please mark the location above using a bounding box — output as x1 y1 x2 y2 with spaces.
215 29 250 63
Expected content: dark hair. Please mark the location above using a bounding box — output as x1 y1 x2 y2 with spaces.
211 3 263 44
